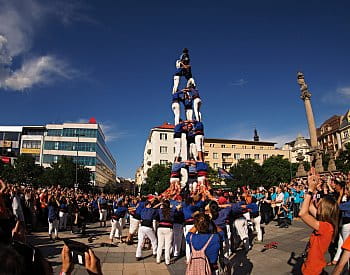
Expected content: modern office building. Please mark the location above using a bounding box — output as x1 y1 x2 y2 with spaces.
0 126 23 164
20 126 46 164
0 119 117 187
42 121 116 187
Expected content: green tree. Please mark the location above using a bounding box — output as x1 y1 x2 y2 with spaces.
143 163 171 194
13 155 43 185
262 155 291 187
41 157 91 189
229 159 263 188
336 143 350 173
0 161 15 184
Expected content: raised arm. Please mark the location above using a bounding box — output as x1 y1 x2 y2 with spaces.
0 179 6 194
299 167 320 231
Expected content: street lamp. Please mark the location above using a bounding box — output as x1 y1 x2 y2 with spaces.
75 131 85 190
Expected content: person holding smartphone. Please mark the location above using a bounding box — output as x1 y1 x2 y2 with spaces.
60 244 102 275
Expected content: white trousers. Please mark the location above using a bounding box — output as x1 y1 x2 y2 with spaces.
129 216 140 235
195 135 204 152
334 223 350 261
99 209 107 221
189 142 197 160
172 102 180 125
174 138 181 158
48 219 59 237
184 224 194 262
136 226 157 257
157 227 173 264
172 223 184 257
193 98 202 122
173 76 180 94
234 217 248 240
59 211 67 229
110 218 123 239
186 109 193 121
252 216 262 241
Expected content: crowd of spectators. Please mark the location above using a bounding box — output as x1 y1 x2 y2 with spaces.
1 170 350 274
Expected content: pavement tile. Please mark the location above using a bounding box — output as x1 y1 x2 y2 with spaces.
102 262 124 271
123 262 145 270
144 262 168 270
146 270 170 275
123 270 148 275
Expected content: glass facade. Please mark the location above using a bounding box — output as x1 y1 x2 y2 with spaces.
22 140 41 149
44 141 96 152
43 154 96 166
47 128 97 138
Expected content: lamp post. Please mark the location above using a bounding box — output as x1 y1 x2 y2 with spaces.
75 131 85 190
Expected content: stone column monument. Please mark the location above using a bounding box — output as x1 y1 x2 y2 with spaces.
297 72 324 173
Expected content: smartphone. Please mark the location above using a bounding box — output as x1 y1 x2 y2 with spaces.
64 239 89 265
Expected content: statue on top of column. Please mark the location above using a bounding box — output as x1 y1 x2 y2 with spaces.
297 72 311 100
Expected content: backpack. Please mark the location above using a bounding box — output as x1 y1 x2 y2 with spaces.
186 234 214 275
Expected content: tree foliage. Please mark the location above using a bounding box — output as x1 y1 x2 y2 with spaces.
229 159 263 188
336 143 350 173
142 163 171 195
0 156 91 190
261 155 291 187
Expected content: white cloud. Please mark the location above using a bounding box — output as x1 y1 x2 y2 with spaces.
0 0 89 91
322 86 350 105
4 56 76 90
100 122 129 142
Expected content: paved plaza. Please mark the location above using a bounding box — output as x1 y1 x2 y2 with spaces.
27 220 336 275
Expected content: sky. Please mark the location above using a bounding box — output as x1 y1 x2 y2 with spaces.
1 0 350 178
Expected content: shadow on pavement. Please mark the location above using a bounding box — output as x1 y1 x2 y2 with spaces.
231 249 253 275
287 251 303 275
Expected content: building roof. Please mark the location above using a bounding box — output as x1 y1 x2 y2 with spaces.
204 138 276 146
317 115 342 138
154 122 175 129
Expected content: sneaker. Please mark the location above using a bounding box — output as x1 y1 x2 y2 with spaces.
153 254 157 258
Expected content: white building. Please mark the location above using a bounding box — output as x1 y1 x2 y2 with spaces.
282 134 312 163
140 122 176 184
1 119 117 188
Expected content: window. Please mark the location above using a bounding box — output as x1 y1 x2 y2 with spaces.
213 163 218 169
252 146 255 149
234 153 240 160
213 153 218 159
209 144 215 148
221 144 226 148
243 145 247 149
160 160 168 165
223 164 231 170
254 154 260 160
263 154 269 160
231 145 236 148
160 146 167 154
160 133 167 140
245 154 251 159
22 140 41 149
260 146 264 150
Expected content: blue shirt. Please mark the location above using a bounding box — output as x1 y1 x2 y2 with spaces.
141 207 157 221
214 207 231 227
340 201 350 218
186 232 224 264
246 203 259 214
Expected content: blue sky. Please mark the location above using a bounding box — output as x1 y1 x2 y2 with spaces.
1 0 350 178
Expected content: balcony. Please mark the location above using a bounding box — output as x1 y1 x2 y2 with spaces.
222 157 234 163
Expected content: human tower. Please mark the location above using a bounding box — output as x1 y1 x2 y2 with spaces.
162 48 210 196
